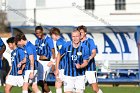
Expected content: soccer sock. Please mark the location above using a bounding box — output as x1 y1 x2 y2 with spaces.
22 90 28 93
97 89 103 93
36 91 41 93
56 88 62 93
48 91 52 93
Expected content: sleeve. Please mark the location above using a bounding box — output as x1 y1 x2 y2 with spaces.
47 37 54 49
35 40 38 51
89 39 96 50
18 48 25 61
0 38 4 47
59 41 68 55
56 40 63 52
83 46 90 60
26 46 34 56
35 39 37 46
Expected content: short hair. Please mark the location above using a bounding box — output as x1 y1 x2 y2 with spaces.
72 30 80 35
77 25 87 32
7 37 15 44
35 26 43 31
15 33 27 43
49 27 60 36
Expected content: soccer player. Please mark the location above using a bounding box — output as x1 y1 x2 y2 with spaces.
5 37 25 93
35 26 55 93
49 27 66 93
15 33 41 93
77 25 103 93
0 37 6 85
55 30 90 93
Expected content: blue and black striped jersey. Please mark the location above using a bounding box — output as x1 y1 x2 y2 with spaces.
24 41 38 70
56 37 66 69
0 37 4 69
10 47 25 76
61 41 89 76
35 35 54 60
82 38 97 71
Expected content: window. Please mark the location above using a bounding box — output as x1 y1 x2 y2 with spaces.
115 0 126 10
85 0 95 10
36 0 46 7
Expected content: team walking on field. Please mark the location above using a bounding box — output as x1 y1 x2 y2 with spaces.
0 25 103 93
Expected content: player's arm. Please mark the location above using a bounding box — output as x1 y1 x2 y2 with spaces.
0 43 6 56
50 38 56 62
6 66 12 79
17 57 26 67
89 49 96 60
76 59 88 69
29 54 34 79
48 38 56 67
55 52 61 76
89 39 96 60
17 57 26 74
29 55 34 71
76 46 90 69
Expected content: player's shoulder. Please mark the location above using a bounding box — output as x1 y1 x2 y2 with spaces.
87 37 94 42
45 35 53 42
57 37 66 44
65 41 71 45
17 47 25 52
81 42 89 49
62 41 71 49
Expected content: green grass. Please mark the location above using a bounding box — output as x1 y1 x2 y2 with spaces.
1 86 140 93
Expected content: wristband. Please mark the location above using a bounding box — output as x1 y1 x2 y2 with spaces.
50 58 55 63
53 62 56 65
30 70 34 73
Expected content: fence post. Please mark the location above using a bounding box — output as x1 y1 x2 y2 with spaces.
34 8 36 26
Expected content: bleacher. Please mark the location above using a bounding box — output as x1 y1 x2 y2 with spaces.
96 60 140 85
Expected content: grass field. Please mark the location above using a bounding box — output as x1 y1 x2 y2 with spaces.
0 86 140 93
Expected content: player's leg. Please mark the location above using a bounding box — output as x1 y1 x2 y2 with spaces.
91 83 103 93
55 69 64 93
5 75 16 93
75 76 85 93
44 61 52 93
37 61 52 93
32 83 41 93
31 70 41 93
22 70 31 93
22 82 29 93
86 71 103 93
55 79 63 93
5 84 12 93
64 76 74 93
44 81 52 93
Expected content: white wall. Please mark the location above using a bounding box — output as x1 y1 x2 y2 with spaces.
6 0 140 26
6 0 26 26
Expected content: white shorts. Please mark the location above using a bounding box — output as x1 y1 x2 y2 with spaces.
85 71 98 84
56 69 64 82
6 75 24 87
64 76 85 92
24 70 38 84
37 60 51 81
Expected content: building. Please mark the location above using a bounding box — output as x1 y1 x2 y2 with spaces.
1 0 140 26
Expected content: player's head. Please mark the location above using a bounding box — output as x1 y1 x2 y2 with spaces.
72 30 81 45
7 37 16 50
77 25 87 40
35 26 44 39
15 33 27 47
49 27 61 41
